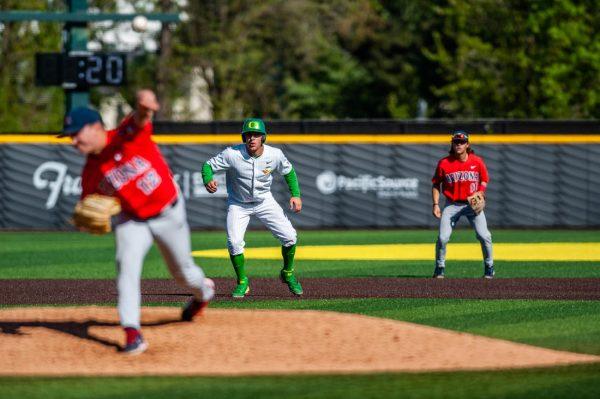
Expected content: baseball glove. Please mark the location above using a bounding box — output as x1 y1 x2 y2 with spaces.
467 191 485 215
73 194 121 235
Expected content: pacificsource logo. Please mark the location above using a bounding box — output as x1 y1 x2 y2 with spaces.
315 170 338 195
315 170 419 199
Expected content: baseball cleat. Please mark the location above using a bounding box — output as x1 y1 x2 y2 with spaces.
181 298 209 321
280 270 303 296
232 277 250 298
484 265 495 279
123 328 148 355
432 266 445 279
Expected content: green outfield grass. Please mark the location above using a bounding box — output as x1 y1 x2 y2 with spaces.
0 229 599 279
2 363 600 399
1 229 599 398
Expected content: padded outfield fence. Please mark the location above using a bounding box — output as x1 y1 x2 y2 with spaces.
0 120 599 229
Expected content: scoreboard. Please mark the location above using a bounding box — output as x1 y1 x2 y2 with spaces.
36 52 127 89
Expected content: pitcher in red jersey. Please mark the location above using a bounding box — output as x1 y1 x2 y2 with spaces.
431 131 494 279
61 90 215 355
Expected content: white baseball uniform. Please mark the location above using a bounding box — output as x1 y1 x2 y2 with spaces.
206 144 297 255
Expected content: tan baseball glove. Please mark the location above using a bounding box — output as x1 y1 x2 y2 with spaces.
73 194 121 235
467 191 486 215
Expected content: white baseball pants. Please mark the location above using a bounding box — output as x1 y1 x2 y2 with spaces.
226 195 297 256
114 197 214 329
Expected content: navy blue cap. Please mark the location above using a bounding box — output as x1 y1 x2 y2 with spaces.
451 130 469 142
60 107 103 137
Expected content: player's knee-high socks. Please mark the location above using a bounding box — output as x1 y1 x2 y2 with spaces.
282 244 296 273
230 253 247 282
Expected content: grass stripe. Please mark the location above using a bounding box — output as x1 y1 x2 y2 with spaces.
1 364 599 399
192 242 600 261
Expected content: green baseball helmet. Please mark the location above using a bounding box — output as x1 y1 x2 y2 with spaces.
241 118 267 143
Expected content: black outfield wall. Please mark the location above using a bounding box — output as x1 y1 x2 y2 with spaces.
1 120 599 229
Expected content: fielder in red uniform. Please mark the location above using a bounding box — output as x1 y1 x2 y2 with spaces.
431 131 494 279
61 90 215 355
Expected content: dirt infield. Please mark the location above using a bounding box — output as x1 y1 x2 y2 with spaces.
1 277 599 305
1 306 598 377
2 278 599 376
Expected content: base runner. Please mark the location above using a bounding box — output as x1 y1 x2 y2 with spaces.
202 118 303 298
431 130 494 279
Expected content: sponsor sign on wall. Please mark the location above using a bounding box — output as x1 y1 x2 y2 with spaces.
0 142 599 228
316 171 419 199
32 160 227 210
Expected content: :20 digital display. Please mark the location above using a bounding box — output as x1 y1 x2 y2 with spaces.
36 52 127 89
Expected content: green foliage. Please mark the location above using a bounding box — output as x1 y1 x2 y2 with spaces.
0 0 598 130
0 0 64 131
425 0 600 118
176 0 383 119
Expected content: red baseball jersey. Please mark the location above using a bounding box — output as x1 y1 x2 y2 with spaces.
431 153 489 202
80 114 178 219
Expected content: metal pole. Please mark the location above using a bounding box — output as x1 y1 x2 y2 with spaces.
0 11 181 23
64 0 89 111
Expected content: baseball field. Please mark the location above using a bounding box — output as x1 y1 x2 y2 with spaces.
1 228 599 398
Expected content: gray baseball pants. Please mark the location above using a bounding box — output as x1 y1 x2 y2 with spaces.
436 201 493 268
114 197 214 330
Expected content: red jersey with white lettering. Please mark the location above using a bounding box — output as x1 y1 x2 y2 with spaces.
431 153 489 202
80 114 177 219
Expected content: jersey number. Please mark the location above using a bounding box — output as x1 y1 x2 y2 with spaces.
137 169 162 195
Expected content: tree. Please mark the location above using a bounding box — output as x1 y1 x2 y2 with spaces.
177 0 388 119
424 0 599 118
1 0 598 131
0 0 64 132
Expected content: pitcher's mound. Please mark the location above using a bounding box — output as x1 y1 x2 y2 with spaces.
0 306 597 376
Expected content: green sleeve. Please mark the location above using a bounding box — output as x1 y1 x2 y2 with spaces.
201 162 214 184
283 168 301 198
